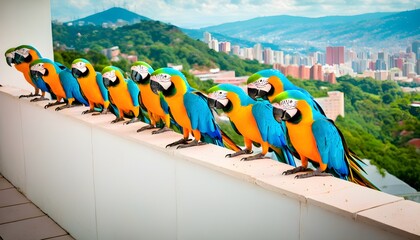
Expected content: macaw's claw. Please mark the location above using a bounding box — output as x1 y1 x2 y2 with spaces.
240 152 269 161
19 93 40 98
152 126 173 135
123 117 139 125
282 166 309 175
44 101 65 109
176 139 207 149
30 96 49 102
55 104 74 111
225 149 253 158
137 124 155 132
295 170 332 179
165 138 191 148
111 117 125 124
82 109 96 115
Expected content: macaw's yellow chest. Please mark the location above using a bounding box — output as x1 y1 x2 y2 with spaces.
227 105 263 143
165 95 191 130
286 122 321 162
140 85 165 117
77 77 104 105
108 85 135 112
43 75 66 99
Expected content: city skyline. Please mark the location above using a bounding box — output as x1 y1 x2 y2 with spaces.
50 0 418 29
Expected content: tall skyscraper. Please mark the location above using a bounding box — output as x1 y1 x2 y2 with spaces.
253 43 263 62
412 41 420 59
203 32 211 44
274 51 284 65
263 48 274 64
326 46 345 65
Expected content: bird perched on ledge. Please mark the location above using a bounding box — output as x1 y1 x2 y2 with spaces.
247 69 325 116
207 84 295 165
30 58 88 111
271 90 377 189
150 67 223 149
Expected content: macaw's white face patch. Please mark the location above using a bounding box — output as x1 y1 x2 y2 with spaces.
103 70 117 82
208 90 229 106
72 61 87 73
153 73 172 90
30 63 46 75
131 65 149 78
248 77 271 92
278 99 298 117
16 48 29 58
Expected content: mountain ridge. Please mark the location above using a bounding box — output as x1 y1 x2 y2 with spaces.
66 7 151 26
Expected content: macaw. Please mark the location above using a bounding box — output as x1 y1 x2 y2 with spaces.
102 66 146 124
71 58 116 115
247 69 325 115
207 84 295 165
271 90 377 189
30 58 89 111
131 61 173 134
150 67 223 148
6 45 53 101
4 47 16 87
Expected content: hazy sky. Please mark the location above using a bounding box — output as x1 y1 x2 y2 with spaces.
51 0 418 28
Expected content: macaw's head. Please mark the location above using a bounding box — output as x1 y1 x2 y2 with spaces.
71 58 91 78
5 48 15 67
30 58 55 79
207 84 252 113
150 68 188 97
14 45 41 64
271 90 312 123
130 61 154 85
247 69 288 101
102 66 125 88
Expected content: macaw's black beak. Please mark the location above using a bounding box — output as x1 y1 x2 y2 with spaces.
131 70 141 82
150 80 163 94
30 70 42 79
6 57 14 67
207 98 225 109
72 68 82 78
247 87 269 100
103 77 111 87
273 107 287 123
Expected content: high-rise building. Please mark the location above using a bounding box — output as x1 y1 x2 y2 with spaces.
274 51 284 65
263 48 274 65
412 41 420 59
310 64 323 80
203 32 211 44
253 43 263 62
314 91 344 120
210 39 219 52
326 46 344 65
299 65 310 80
219 41 231 53
403 62 414 76
375 59 387 70
416 60 420 75
244 48 254 60
232 45 240 56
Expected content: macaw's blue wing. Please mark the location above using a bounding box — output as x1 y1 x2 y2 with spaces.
252 101 295 166
159 93 169 114
126 79 140 107
96 72 109 102
312 119 349 179
58 69 89 106
184 91 223 146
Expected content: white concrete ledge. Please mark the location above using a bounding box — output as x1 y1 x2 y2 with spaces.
0 86 419 240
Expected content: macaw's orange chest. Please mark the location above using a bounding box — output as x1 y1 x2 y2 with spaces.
165 95 191 130
108 84 135 113
286 122 321 163
227 105 263 143
77 77 104 105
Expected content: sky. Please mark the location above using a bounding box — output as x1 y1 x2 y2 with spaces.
51 0 418 29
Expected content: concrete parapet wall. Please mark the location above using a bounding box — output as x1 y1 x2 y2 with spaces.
0 87 419 240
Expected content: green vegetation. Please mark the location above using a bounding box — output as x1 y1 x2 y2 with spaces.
52 21 420 190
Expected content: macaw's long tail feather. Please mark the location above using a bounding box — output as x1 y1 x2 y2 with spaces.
270 145 296 167
220 130 241 152
138 108 150 124
201 133 224 147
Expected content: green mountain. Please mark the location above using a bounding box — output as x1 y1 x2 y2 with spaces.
66 7 151 26
200 10 419 51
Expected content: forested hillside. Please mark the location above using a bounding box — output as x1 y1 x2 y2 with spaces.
52 21 420 190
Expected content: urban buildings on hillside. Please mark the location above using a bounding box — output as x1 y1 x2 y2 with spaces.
315 91 345 120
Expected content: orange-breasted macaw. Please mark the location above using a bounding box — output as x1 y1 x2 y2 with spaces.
150 67 223 148
71 58 116 115
6 45 53 101
207 84 295 165
30 58 89 111
131 61 173 134
272 90 377 189
102 66 148 124
247 69 325 115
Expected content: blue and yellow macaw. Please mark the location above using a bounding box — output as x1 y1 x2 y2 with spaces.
131 61 173 134
102 66 147 124
272 90 377 189
6 45 53 101
71 58 116 115
149 68 223 148
30 58 89 111
207 84 295 165
247 69 325 115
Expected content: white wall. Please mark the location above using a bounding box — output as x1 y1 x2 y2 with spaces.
1 87 418 240
0 0 54 90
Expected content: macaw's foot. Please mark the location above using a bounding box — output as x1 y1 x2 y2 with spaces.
166 138 191 148
137 124 155 132
19 92 40 98
225 149 253 158
30 96 49 102
92 108 109 116
111 117 125 123
123 117 139 125
82 109 98 115
55 104 75 111
152 126 173 135
44 101 65 109
295 169 332 179
282 166 309 175
240 152 270 161
176 139 207 149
